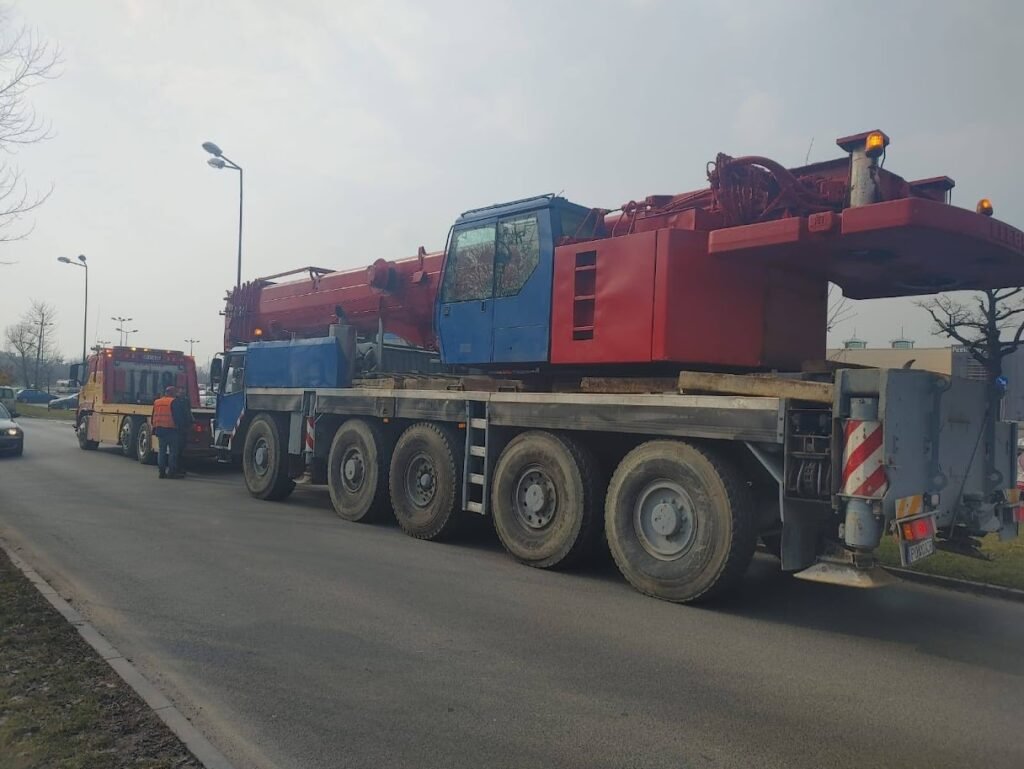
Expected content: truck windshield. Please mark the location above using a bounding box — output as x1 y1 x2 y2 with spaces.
111 361 184 405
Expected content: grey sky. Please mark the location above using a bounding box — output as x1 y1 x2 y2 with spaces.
2 0 1022 366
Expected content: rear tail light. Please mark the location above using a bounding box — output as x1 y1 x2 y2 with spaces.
899 515 935 542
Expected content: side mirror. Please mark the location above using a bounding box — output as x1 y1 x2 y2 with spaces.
68 363 82 385
209 356 223 386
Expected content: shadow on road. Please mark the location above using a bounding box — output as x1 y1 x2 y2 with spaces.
704 556 1024 674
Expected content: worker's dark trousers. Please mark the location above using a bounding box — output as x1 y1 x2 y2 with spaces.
155 427 180 476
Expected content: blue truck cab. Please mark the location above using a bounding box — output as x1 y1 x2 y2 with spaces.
436 194 595 366
212 336 353 454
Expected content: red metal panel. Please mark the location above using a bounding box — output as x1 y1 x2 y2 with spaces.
706 218 807 254
550 232 657 364
653 228 825 369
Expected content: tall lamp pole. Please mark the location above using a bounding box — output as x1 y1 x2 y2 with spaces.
202 141 244 290
184 338 200 356
111 316 133 346
57 254 88 380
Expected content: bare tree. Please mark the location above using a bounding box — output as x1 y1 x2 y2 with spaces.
0 17 61 242
22 298 57 386
4 320 35 386
918 288 1024 383
827 284 853 332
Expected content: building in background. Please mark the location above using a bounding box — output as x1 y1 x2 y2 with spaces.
828 337 1024 421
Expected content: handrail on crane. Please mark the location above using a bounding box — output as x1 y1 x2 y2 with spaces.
252 266 336 284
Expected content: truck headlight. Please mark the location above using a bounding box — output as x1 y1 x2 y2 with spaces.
6 428 19 436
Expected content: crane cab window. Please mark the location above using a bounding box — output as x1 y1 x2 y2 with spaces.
495 215 539 297
442 213 541 302
442 224 496 302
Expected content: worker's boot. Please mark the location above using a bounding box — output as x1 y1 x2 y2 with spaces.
158 469 166 479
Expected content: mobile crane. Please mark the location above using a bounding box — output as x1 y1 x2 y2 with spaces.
210 130 1024 602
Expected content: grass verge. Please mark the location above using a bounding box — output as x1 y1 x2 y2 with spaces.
0 548 203 769
13 404 75 421
877 534 1024 591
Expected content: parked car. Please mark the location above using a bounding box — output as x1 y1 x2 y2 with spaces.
47 392 79 410
15 388 57 404
0 403 23 456
0 386 16 416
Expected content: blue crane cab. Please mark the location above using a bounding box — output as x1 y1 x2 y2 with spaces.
436 194 595 366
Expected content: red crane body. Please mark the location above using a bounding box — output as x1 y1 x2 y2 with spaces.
225 130 1024 370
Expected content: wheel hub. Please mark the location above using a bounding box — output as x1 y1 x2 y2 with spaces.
650 501 680 536
405 453 436 508
634 480 696 560
514 467 557 529
253 438 270 476
342 448 365 491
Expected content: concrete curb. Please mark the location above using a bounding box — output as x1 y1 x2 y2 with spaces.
1 540 236 769
884 566 1024 603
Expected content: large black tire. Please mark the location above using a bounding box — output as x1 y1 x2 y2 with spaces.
118 417 139 458
491 430 602 569
605 440 755 603
389 422 464 540
327 418 392 522
136 421 156 465
242 414 295 501
77 414 98 451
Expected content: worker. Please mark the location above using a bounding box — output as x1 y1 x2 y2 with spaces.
173 387 194 476
151 386 181 479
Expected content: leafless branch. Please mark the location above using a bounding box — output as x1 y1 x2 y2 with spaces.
0 19 61 242
918 287 1024 381
827 284 854 332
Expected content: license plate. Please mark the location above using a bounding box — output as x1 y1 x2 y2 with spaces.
902 537 936 566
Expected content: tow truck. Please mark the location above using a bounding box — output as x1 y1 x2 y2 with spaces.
72 346 213 462
209 129 1024 602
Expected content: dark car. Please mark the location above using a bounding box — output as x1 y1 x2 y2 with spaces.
47 392 79 410
0 403 23 456
15 388 57 404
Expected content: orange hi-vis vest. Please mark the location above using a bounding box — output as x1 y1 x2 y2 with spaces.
152 396 176 429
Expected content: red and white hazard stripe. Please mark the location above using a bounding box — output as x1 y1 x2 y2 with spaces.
305 416 315 453
841 419 888 498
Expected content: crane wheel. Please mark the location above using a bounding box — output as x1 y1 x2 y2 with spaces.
119 417 139 458
77 414 98 451
605 440 755 603
243 414 295 501
389 422 464 541
327 418 392 523
136 421 156 464
491 430 602 569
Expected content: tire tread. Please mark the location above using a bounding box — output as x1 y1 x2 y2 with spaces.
606 440 755 603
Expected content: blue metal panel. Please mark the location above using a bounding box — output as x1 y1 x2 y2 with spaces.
438 299 494 365
215 391 244 436
491 207 553 364
246 338 351 389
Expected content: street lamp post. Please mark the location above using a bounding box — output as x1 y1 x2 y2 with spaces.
57 254 88 381
123 328 138 346
111 316 133 346
184 338 200 356
202 141 244 290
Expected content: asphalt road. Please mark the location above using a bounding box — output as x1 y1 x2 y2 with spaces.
2 418 1023 769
